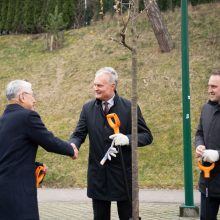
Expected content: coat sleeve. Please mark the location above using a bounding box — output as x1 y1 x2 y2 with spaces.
136 105 153 147
69 105 88 149
195 114 205 148
27 111 74 156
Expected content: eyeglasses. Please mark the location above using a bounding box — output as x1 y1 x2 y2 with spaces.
23 92 32 95
22 92 35 98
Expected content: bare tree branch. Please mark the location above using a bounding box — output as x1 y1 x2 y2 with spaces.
120 12 133 51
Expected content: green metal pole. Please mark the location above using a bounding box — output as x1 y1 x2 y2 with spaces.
181 0 194 206
179 0 199 217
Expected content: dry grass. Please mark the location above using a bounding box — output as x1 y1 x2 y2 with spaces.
0 3 220 188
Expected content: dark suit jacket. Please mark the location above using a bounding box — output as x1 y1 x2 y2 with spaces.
0 104 74 220
69 93 153 201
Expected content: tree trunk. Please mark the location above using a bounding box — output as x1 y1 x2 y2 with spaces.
131 2 139 220
131 47 139 220
144 0 174 52
50 34 54 51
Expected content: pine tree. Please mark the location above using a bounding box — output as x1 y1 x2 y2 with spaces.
5 0 15 32
12 0 24 33
57 0 63 14
23 0 35 33
0 0 3 33
0 0 9 33
47 0 57 16
157 0 168 11
45 5 67 51
34 0 45 32
103 0 114 14
46 5 67 34
39 0 50 30
63 0 75 28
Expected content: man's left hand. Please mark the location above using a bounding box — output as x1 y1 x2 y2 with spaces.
43 163 48 173
203 150 219 163
109 133 129 146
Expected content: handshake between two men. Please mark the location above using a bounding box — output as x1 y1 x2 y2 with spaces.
196 145 220 163
71 143 79 160
100 133 129 165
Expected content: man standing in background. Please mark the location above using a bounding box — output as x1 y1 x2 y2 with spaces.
195 70 220 220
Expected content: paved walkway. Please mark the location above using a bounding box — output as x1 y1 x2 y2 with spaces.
37 188 213 220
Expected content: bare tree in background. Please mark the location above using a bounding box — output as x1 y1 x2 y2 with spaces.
129 1 139 218
144 0 174 52
113 0 140 219
112 0 173 218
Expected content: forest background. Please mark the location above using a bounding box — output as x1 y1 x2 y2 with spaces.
0 0 217 33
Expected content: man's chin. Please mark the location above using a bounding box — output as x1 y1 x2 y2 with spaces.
209 97 217 102
95 95 102 99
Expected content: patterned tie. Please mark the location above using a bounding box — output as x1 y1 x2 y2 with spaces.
103 101 109 115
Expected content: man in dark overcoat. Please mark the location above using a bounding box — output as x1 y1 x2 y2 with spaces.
0 80 78 220
69 67 153 220
195 70 220 220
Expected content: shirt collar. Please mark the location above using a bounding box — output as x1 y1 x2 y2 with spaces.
104 95 115 106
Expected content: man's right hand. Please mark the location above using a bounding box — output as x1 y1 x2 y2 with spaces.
70 143 78 160
109 133 129 146
195 145 206 160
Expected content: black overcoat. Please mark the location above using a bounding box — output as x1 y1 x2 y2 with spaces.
195 100 220 197
69 93 153 201
0 104 74 220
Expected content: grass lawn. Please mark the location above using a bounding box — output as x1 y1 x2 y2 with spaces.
0 3 219 188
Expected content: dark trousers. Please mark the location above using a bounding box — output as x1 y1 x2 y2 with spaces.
200 193 220 220
92 199 132 220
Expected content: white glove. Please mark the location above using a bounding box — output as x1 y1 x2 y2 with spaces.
203 150 219 163
109 133 129 146
100 141 119 165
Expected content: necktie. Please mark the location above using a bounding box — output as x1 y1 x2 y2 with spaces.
103 102 109 115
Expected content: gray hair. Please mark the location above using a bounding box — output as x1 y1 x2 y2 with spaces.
6 80 32 100
95 67 118 86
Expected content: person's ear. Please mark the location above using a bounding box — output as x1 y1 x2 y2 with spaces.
18 93 25 103
112 84 116 90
